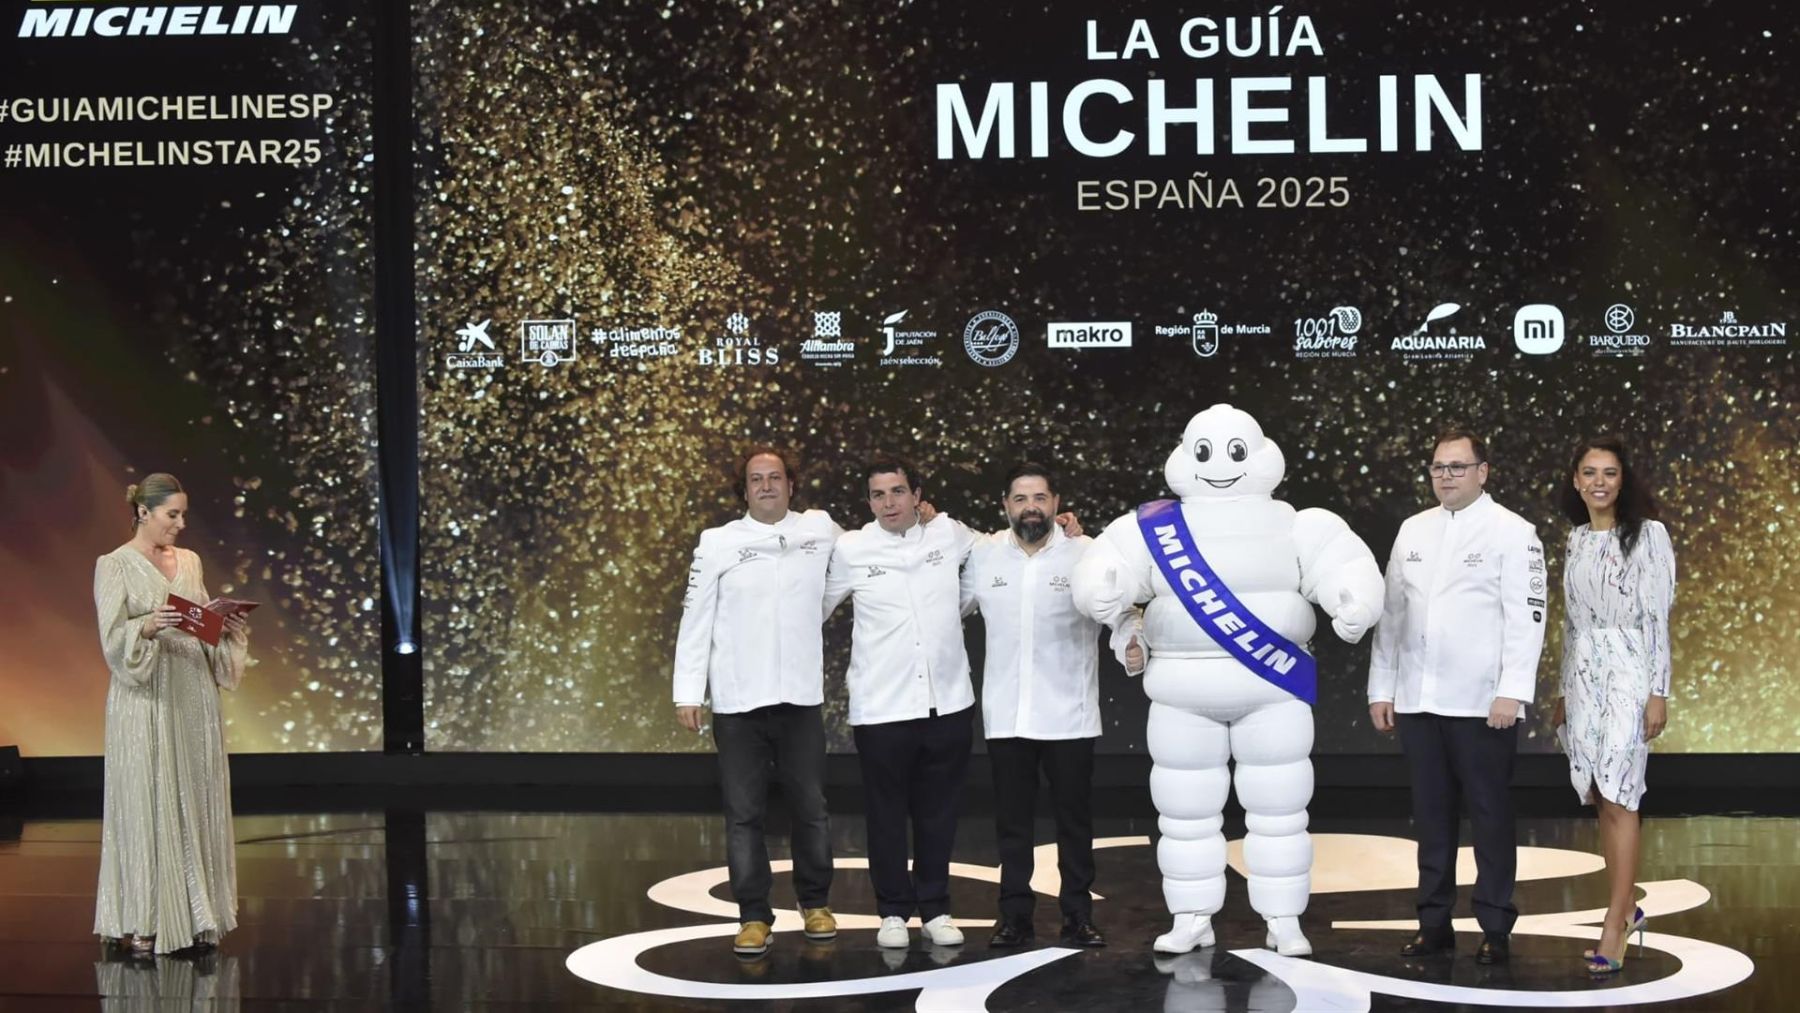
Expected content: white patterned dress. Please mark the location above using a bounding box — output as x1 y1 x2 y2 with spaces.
1557 521 1676 810
92 546 247 953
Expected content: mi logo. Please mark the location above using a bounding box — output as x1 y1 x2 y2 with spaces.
1513 304 1564 354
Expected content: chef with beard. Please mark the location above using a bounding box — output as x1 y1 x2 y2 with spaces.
959 462 1143 950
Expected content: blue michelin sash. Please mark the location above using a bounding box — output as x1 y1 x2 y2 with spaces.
1136 499 1317 705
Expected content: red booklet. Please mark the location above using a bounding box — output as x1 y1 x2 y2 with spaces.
166 594 260 647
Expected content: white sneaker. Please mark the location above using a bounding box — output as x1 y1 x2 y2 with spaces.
1153 912 1216 954
922 914 965 946
1264 915 1312 957
876 916 910 949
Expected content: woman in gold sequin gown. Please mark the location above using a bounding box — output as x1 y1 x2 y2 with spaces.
92 474 249 955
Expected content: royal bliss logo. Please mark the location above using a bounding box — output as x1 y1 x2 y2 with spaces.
700 312 779 366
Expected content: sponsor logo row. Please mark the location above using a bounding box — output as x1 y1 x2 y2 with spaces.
444 303 1788 371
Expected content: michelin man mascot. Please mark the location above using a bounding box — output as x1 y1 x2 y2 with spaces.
1073 404 1384 956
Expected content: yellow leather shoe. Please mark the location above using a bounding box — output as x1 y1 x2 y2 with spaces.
733 921 772 955
801 906 838 941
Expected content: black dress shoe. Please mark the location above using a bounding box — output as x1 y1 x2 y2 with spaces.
1475 935 1510 964
1399 927 1456 956
1060 919 1106 948
989 920 1035 948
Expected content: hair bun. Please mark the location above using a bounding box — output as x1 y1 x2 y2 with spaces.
124 483 140 504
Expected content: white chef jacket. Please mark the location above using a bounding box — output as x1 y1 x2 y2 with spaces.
1368 492 1547 716
824 515 978 726
960 527 1104 740
671 509 842 713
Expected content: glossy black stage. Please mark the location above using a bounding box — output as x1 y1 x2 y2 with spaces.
0 794 1789 1011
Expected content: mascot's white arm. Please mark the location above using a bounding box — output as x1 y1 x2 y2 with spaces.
1072 515 1155 630
1074 517 1156 674
1292 507 1384 644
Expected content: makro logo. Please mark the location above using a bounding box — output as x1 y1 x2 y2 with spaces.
1512 304 1565 354
1047 321 1132 349
18 4 299 38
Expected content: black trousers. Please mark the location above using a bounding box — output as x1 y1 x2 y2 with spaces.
852 706 974 920
988 736 1096 923
1397 712 1520 937
712 703 833 924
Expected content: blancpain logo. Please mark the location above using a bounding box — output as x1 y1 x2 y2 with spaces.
1047 321 1132 348
19 4 298 38
1668 310 1787 347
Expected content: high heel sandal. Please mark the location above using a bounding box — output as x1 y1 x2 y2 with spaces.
1583 906 1644 959
1586 952 1625 975
1582 907 1645 973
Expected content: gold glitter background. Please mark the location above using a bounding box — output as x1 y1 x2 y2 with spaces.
414 1 1797 753
0 0 381 754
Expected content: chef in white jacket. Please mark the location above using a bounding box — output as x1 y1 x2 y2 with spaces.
822 453 981 951
959 462 1142 951
671 446 842 957
822 453 1082 951
1367 427 1547 966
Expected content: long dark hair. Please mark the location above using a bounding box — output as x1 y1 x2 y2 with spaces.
1558 435 1661 557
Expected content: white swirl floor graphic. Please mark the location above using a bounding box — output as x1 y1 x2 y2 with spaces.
564 833 1755 1010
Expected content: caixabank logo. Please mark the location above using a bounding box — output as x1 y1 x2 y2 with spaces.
15 2 301 38
564 835 1754 1009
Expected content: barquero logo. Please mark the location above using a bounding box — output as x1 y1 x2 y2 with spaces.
964 310 1020 367
17 3 300 38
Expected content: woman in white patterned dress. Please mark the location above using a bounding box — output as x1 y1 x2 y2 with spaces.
93 474 250 955
1551 436 1675 973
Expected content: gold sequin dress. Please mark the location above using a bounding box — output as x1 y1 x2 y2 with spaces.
92 546 247 953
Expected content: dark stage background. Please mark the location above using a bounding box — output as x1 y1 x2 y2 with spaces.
1 1 1793 762
413 0 1797 754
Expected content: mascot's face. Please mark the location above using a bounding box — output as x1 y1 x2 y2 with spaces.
1164 404 1286 500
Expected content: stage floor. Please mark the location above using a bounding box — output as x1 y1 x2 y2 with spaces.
0 803 1789 1010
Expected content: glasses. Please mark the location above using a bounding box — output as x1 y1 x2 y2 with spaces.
1427 462 1479 478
